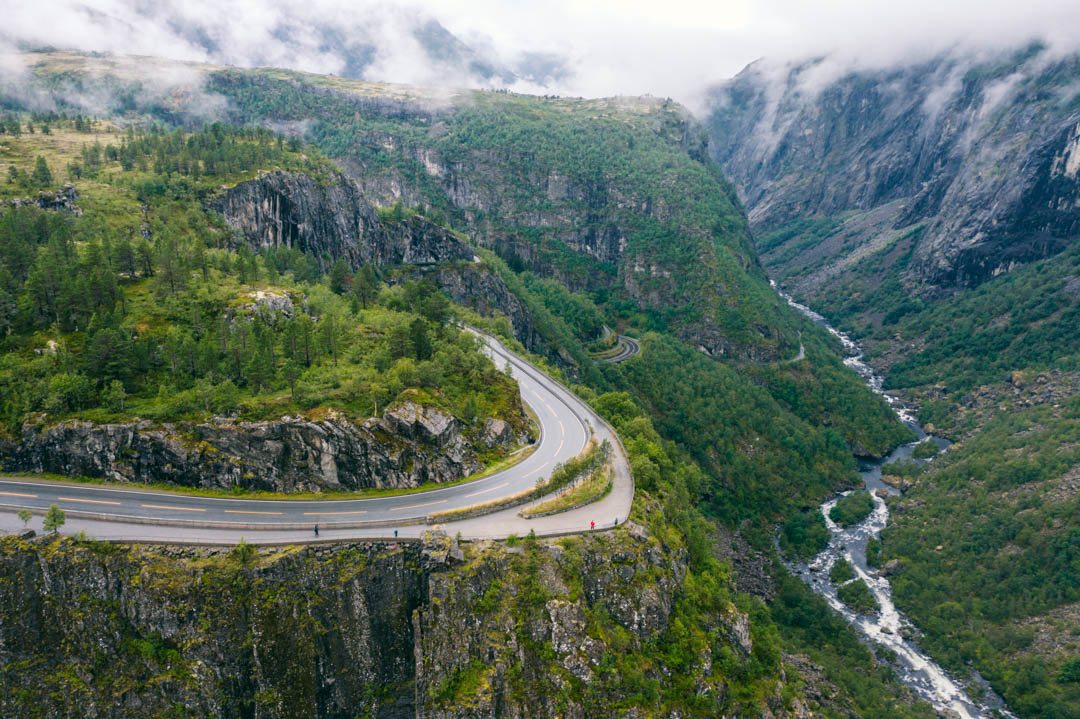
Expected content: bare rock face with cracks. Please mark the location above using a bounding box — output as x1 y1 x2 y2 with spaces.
1 400 524 492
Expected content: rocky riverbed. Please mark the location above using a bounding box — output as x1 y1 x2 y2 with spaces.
778 286 1016 719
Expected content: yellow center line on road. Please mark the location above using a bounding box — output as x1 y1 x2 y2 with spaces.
224 509 283 515
523 462 549 479
301 510 368 516
464 481 509 499
0 490 38 498
141 504 206 512
58 496 121 505
389 499 447 512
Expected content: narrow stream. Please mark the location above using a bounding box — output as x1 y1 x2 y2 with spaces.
775 284 1015 719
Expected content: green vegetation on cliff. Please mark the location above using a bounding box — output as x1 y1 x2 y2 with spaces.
205 68 804 360
880 397 1080 717
0 121 522 440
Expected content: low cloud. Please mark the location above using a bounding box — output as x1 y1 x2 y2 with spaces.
1 0 1079 110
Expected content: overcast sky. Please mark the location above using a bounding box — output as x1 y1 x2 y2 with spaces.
4 0 1080 106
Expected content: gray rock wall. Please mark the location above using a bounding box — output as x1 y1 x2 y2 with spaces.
1 402 513 492
707 48 1080 292
209 170 473 270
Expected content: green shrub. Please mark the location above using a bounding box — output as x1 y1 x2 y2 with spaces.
837 579 879 614
911 439 939 459
829 491 874 527
830 558 856 584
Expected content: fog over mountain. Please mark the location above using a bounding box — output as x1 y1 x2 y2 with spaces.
3 0 1080 107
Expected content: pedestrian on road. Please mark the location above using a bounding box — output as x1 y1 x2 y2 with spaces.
394 529 398 538
314 524 319 537
590 520 595 529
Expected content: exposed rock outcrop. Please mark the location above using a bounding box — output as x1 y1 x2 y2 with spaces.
208 170 473 269
412 524 808 718
0 402 520 492
0 537 425 719
3 183 82 215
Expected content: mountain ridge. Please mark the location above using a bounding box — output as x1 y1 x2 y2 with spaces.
706 44 1080 297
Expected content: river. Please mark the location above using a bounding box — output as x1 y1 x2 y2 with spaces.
775 285 1015 719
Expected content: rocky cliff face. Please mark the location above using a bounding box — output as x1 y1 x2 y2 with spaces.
0 536 425 719
341 107 794 361
707 45 1080 295
414 523 807 719
0 401 519 492
0 525 808 719
209 170 474 270
343 103 750 297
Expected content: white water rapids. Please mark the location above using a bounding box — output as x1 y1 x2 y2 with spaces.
774 283 1015 719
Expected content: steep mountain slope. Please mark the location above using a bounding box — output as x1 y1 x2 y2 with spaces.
0 53 936 718
707 46 1080 718
707 44 1080 297
15 51 801 361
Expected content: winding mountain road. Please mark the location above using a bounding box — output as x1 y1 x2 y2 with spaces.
606 334 641 362
594 325 641 363
0 332 633 544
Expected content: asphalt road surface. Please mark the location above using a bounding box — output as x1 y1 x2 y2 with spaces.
606 334 641 362
595 325 641 363
0 331 633 544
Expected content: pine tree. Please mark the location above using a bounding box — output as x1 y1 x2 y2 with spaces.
410 318 432 361
31 156 53 188
351 264 378 309
329 258 349 295
282 361 302 399
103 380 127 412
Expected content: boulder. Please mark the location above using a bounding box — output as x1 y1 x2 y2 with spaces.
480 418 513 448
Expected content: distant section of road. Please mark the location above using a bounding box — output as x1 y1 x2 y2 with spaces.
0 331 633 544
784 331 805 363
593 325 641 363
606 334 641 362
